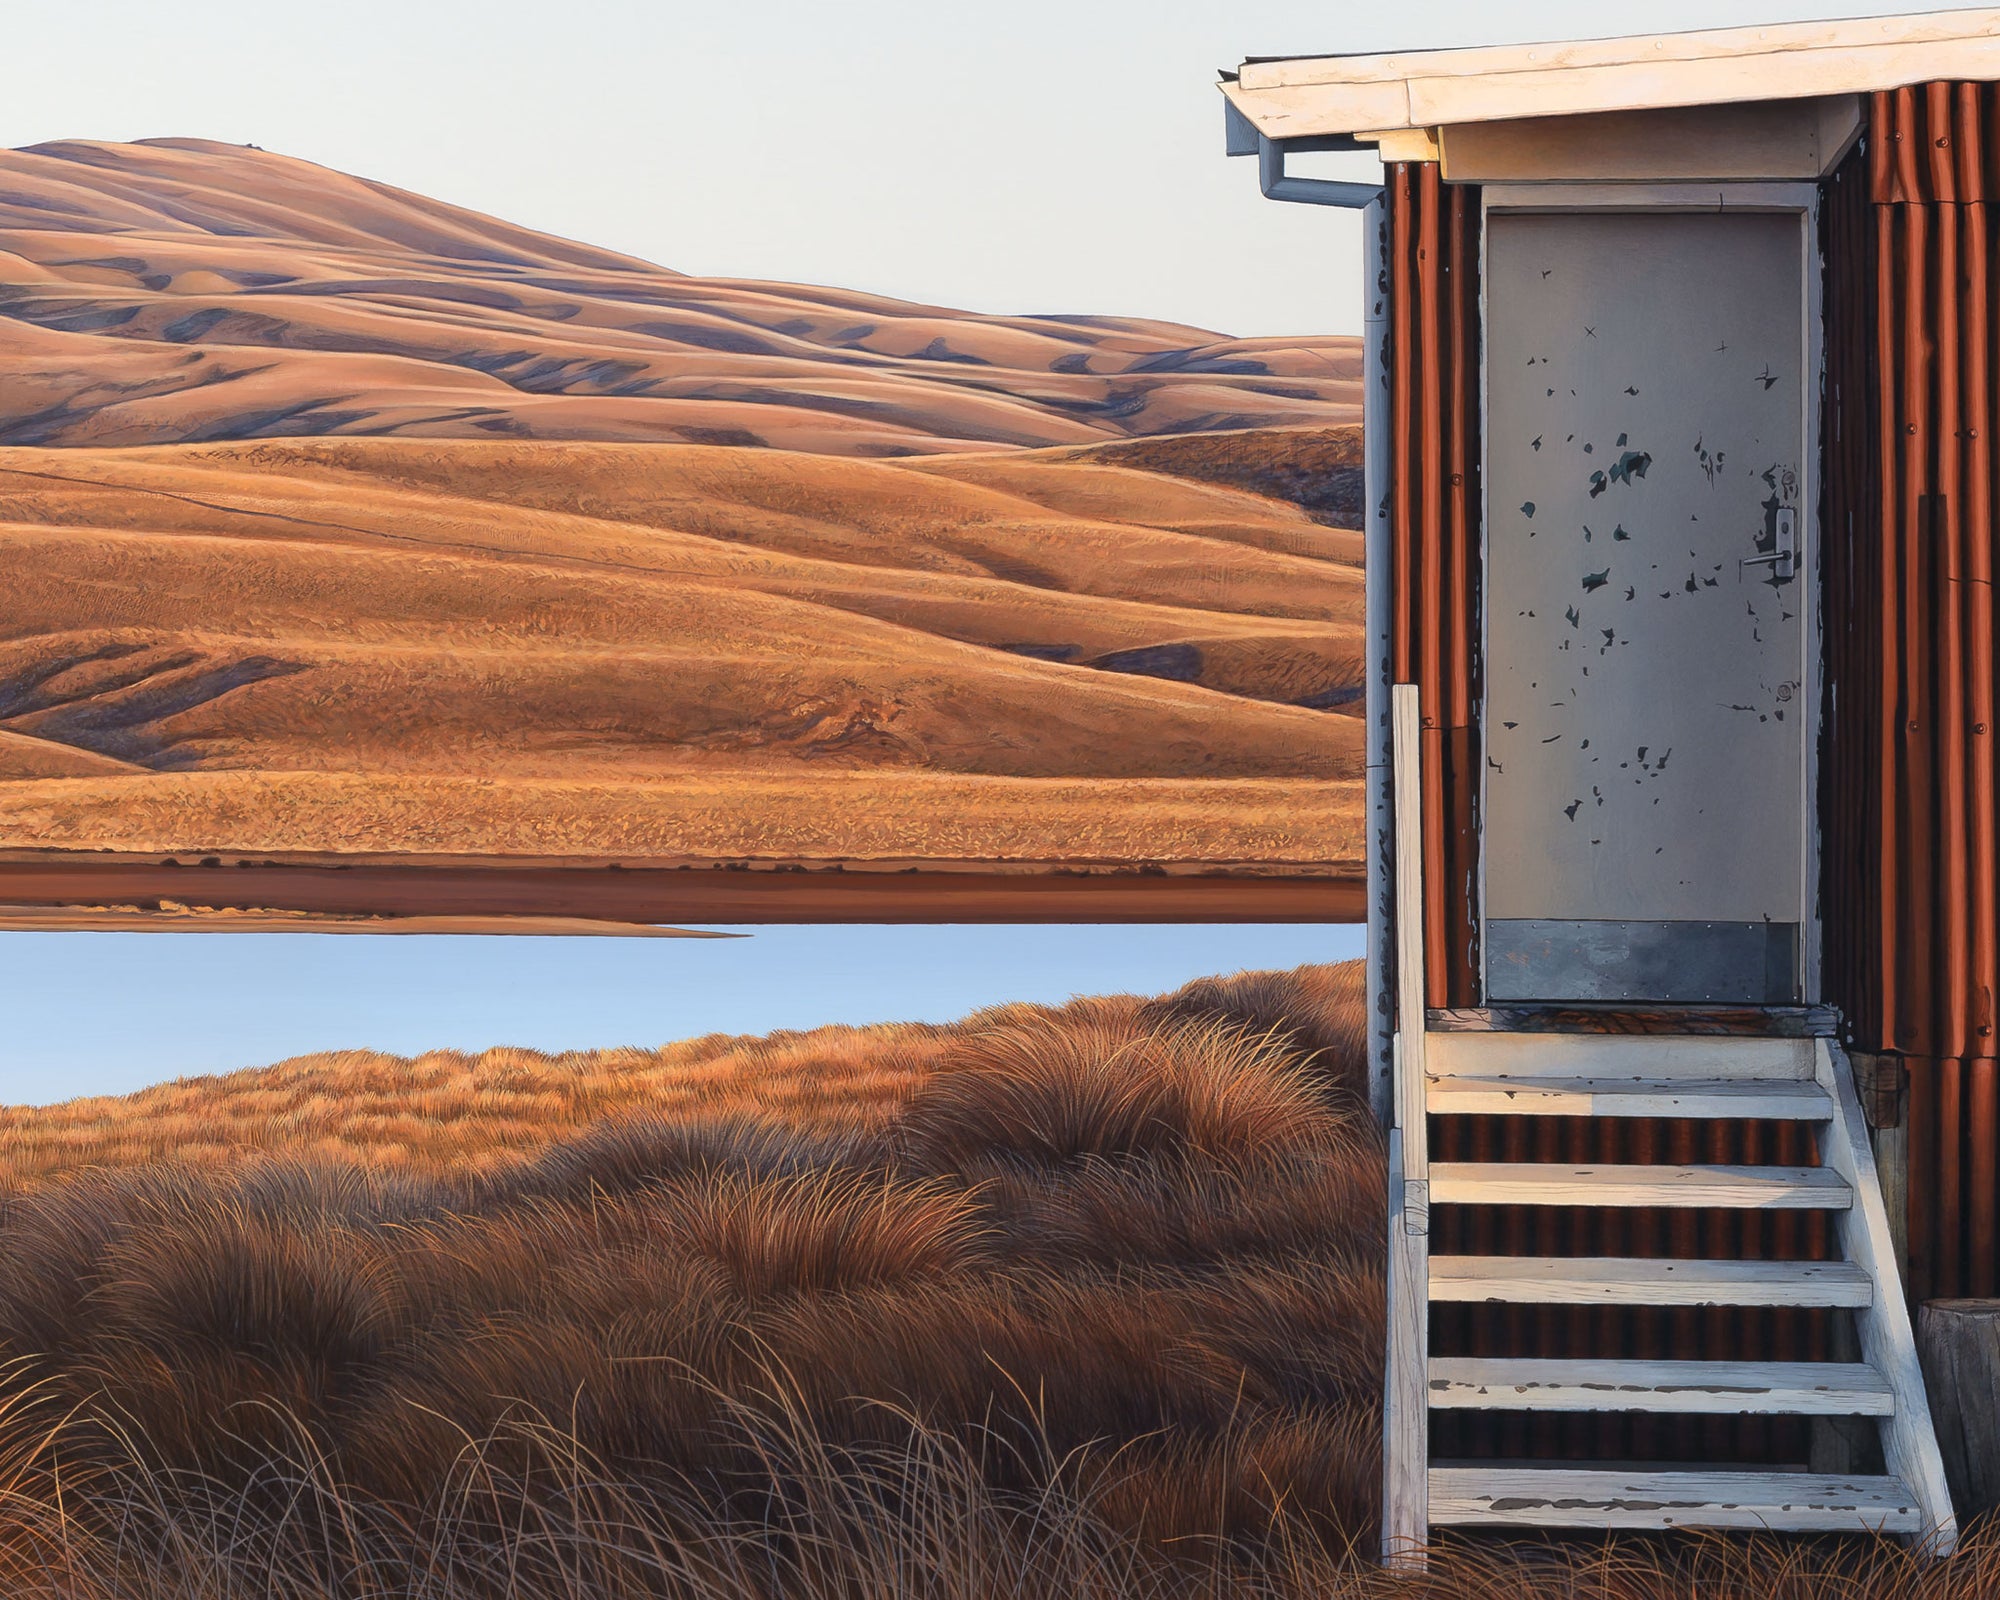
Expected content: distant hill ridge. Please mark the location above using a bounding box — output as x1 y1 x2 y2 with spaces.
0 138 1360 455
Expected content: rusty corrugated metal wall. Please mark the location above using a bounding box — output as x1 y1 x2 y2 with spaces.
1906 1058 2000 1299
1383 95 2000 1409
1385 162 1483 1010
1385 91 2000 1455
1823 85 2000 1303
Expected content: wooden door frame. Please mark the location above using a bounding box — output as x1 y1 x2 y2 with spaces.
1474 181 1825 1007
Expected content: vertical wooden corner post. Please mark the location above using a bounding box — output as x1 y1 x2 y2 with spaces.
1383 683 1430 1567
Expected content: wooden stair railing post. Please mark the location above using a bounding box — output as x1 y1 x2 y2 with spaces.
1382 683 1430 1566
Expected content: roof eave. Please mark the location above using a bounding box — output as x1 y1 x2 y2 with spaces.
1223 10 2000 141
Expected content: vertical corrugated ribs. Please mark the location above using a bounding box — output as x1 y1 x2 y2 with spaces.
1386 162 1482 1009
1387 85 2000 1403
1826 85 2000 1301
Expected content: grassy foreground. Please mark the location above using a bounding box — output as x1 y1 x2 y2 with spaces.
0 961 1992 1597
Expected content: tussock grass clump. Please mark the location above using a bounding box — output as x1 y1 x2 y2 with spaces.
0 963 1390 1594
0 956 1982 1597
899 1015 1345 1174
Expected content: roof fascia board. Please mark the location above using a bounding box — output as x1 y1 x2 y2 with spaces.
1220 79 1413 144
1408 36 2000 130
1236 8 2000 93
1223 33 2000 141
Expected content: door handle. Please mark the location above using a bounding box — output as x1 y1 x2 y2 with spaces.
1742 507 1797 580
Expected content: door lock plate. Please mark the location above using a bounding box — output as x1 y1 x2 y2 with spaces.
1743 507 1798 580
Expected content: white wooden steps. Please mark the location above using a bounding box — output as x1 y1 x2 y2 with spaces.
1430 1162 1850 1209
1381 683 1958 1563
1392 1032 1952 1560
1429 1254 1874 1308
1387 1024 1957 1552
1427 1357 1895 1414
1427 1076 1832 1119
1429 1469 1923 1533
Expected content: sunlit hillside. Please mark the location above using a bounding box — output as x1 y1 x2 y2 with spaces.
0 139 1358 455
0 138 1367 880
0 430 1363 866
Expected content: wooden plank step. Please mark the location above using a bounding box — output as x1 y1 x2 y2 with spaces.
1428 1075 1831 1118
1428 1357 1894 1415
1429 1468 1921 1532
1429 1254 1873 1307
1426 1032 1816 1082
1430 1162 1851 1209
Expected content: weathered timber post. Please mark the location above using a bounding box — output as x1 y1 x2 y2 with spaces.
1917 1302 2000 1519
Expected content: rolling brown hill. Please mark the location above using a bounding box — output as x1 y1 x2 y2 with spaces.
0 138 1359 455
0 141 1366 916
0 434 1362 870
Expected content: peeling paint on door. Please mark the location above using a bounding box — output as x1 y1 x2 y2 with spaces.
1484 211 1806 985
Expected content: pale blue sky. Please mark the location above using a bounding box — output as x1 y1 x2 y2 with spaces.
0 927 1364 1104
2 1 1978 336
0 2 1969 1098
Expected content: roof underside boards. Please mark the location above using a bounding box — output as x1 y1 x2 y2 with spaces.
1224 8 2000 140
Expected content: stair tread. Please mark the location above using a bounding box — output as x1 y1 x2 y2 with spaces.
1426 1032 1816 1082
1429 1254 1873 1306
1428 1075 1831 1118
1430 1162 1852 1209
1428 1357 1894 1414
1429 1467 1921 1531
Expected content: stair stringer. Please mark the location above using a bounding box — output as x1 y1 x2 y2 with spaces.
1816 1038 1959 1554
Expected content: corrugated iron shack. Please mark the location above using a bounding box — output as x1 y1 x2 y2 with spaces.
1224 7 2000 1559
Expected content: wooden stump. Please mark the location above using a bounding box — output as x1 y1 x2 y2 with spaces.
1917 1301 2000 1519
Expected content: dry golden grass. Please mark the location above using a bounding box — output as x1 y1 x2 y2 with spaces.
0 956 1984 1592
0 963 1370 1185
0 962 1381 1591
0 1022 938 1187
0 960 1987 1596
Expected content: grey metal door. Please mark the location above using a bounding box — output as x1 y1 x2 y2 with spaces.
1483 208 1810 1004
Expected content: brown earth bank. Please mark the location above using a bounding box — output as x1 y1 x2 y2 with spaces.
0 139 1359 455
0 961 1984 1599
